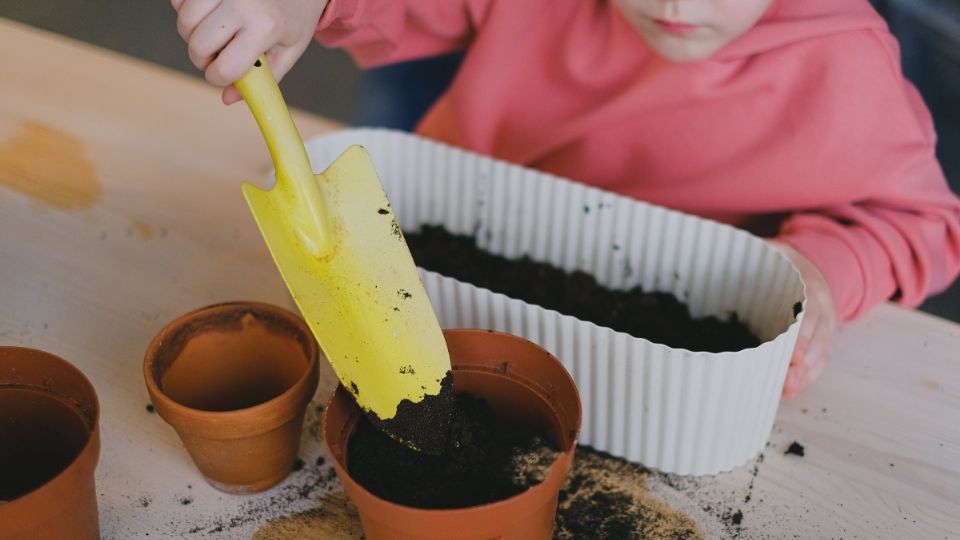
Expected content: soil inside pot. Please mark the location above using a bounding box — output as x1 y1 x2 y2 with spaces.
347 392 560 509
405 226 761 353
0 387 91 500
365 371 454 456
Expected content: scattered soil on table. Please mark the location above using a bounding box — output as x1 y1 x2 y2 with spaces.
253 492 363 540
554 447 703 540
145 404 155 413
405 226 761 352
784 441 805 457
251 445 701 540
348 392 560 509
655 448 773 539
178 403 344 537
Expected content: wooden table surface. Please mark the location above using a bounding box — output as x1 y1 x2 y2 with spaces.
1 18 958 540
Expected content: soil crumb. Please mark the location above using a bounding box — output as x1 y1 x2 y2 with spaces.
405 226 760 352
785 442 805 457
554 447 703 540
348 392 559 509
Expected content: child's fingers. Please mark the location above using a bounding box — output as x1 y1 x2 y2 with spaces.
176 0 222 42
204 28 270 87
803 320 833 385
790 307 816 364
188 8 241 71
219 44 308 106
171 0 186 11
782 361 806 398
266 42 311 84
221 85 242 105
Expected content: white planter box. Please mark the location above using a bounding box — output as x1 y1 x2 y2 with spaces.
302 128 805 475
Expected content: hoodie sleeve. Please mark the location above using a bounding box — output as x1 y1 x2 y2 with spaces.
777 32 960 321
315 0 492 68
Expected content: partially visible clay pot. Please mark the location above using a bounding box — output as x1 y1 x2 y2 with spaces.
144 302 319 493
323 329 582 540
0 347 100 540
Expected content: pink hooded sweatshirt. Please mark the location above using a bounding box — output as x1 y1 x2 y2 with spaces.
316 0 960 321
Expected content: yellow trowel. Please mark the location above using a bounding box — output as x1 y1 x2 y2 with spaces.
235 57 453 453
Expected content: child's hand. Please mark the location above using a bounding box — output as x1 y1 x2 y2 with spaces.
771 242 837 398
171 0 329 104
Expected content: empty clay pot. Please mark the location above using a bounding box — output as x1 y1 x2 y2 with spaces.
0 347 101 540
323 329 582 540
144 301 319 493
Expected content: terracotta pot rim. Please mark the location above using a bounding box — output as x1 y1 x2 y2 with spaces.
0 347 100 508
322 328 583 516
143 301 320 426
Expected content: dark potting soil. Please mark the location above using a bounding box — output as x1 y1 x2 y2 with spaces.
404 226 761 353
365 371 454 456
347 393 559 509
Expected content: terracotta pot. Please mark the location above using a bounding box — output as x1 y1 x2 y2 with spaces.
0 347 100 540
144 301 320 493
323 329 582 540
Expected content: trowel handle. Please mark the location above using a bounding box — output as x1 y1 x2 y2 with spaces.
235 56 331 256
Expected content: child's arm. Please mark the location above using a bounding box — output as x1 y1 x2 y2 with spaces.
771 30 960 395
777 144 960 323
172 0 330 104
770 40 960 396
314 0 493 68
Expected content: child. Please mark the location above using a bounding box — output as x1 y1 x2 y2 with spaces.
172 0 960 397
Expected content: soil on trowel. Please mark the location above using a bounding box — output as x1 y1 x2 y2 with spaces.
366 371 454 456
348 393 560 509
554 447 703 540
404 226 761 353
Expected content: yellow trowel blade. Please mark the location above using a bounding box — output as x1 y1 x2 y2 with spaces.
236 58 452 453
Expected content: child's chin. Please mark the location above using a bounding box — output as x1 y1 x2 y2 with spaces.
648 39 723 64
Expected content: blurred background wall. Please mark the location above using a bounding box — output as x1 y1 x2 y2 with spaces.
2 0 957 321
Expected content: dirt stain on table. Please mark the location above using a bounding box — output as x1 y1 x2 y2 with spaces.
132 220 155 239
0 121 101 210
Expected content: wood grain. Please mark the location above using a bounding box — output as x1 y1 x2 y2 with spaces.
1 18 957 540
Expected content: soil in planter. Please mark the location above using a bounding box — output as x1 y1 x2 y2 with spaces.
347 392 560 509
0 387 91 500
405 226 761 353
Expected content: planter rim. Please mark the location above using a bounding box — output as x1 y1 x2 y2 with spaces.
0 346 101 514
322 328 582 516
143 301 320 437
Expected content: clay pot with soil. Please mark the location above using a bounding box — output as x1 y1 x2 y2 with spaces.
144 301 319 493
323 329 582 540
0 347 101 540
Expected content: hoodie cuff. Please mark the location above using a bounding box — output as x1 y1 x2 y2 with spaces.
777 227 868 321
